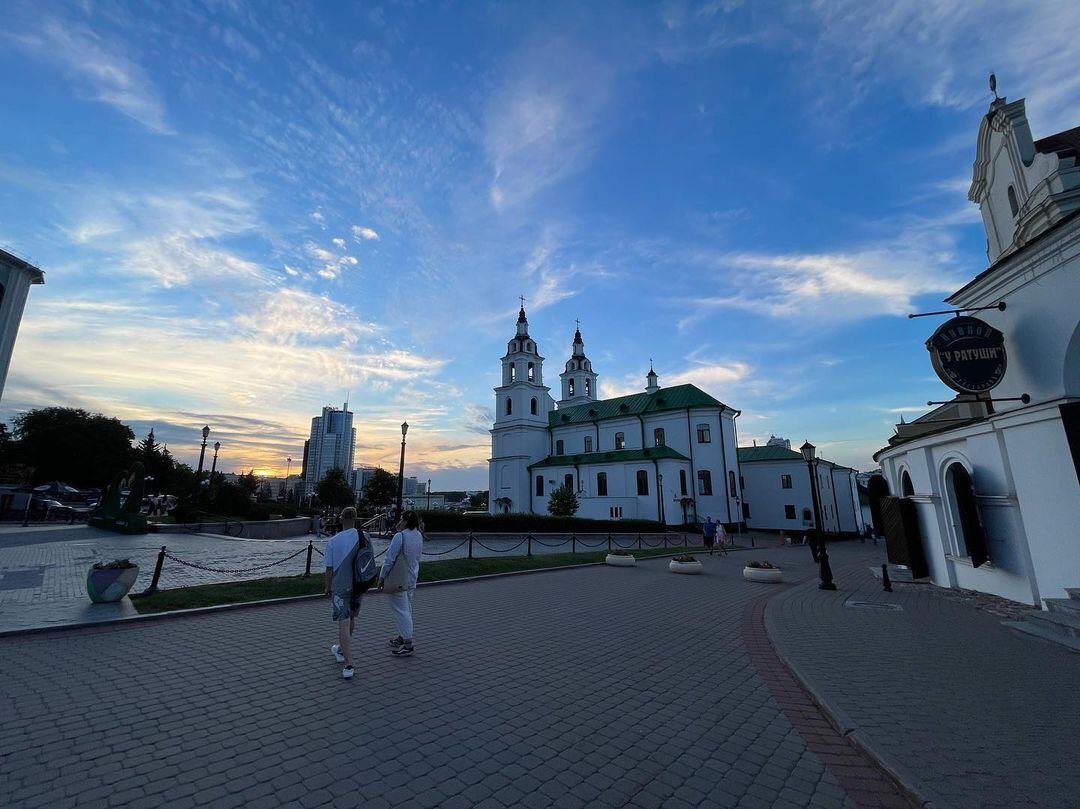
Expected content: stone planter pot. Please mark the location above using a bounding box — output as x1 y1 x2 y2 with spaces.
87 566 140 603
605 553 636 566
742 566 782 583
669 559 703 575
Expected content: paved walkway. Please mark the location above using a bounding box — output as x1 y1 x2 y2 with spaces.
1 544 908 809
766 562 1080 809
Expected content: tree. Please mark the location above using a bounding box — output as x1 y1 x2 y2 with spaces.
362 468 397 507
468 491 489 510
547 483 579 517
13 407 134 487
316 467 354 508
0 423 12 466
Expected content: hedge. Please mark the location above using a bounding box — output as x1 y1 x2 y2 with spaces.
415 511 665 533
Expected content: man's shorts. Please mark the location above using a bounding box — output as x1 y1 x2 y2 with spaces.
331 592 362 622
703 535 715 547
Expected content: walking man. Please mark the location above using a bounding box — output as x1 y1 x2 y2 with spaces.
323 507 362 679
703 516 717 556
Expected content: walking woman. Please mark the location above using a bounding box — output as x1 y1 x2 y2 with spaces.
378 510 423 656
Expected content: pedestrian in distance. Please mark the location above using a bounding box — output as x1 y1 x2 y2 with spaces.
703 516 717 556
377 509 423 657
322 506 370 680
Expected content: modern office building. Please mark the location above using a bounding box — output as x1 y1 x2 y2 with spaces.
302 403 356 498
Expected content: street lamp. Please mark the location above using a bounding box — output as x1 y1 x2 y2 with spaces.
396 421 409 514
195 425 211 491
800 440 836 590
210 441 221 486
427 478 431 511
285 457 292 502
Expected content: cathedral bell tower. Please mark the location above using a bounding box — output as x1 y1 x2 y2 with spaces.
489 304 553 514
558 323 599 406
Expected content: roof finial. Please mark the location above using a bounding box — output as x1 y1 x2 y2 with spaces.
990 72 1000 101
519 294 526 309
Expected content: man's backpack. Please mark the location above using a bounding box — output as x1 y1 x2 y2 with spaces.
352 530 378 594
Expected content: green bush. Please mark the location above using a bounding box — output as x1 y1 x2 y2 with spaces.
415 511 664 533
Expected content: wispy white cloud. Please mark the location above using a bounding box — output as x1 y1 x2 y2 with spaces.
351 226 379 241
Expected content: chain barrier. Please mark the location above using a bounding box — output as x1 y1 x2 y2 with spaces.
574 537 607 549
531 537 570 549
612 537 637 549
418 539 470 557
473 536 529 553
162 545 308 575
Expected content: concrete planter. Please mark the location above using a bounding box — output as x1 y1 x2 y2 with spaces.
669 559 703 575
87 565 140 603
605 553 637 567
742 566 782 583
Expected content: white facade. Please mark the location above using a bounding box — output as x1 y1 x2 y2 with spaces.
0 248 45 404
738 444 863 535
303 403 356 496
489 308 742 527
876 94 1080 607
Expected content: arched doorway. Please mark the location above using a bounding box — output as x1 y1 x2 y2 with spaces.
945 463 989 567
900 470 914 497
867 475 890 537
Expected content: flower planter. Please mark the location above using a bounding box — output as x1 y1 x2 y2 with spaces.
87 565 140 603
742 566 782 583
605 553 636 567
669 559 703 575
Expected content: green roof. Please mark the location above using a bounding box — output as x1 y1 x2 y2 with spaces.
548 384 726 427
529 446 689 469
737 445 804 462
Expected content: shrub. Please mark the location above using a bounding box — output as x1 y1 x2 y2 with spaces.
745 560 777 569
608 549 634 556
672 555 698 563
92 558 136 570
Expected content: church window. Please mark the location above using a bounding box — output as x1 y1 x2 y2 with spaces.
653 428 665 447
636 470 649 496
585 379 591 397
526 342 533 352
564 473 574 491
729 470 737 497
781 474 792 489
568 379 575 396
510 364 517 383
1007 185 1019 218
785 504 797 520
531 397 538 415
615 432 625 450
584 436 593 453
697 470 713 496
505 398 512 415
527 362 535 382
696 424 711 443
596 472 608 496
555 439 564 455
536 476 544 496
679 470 687 496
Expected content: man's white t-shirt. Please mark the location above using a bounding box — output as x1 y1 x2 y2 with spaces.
323 528 359 594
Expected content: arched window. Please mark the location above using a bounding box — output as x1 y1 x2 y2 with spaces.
596 472 608 496
555 439 564 455
1007 185 1019 218
679 469 687 496
945 463 989 566
505 398 512 415
530 397 538 415
564 473 574 491
526 342 533 352
654 428 665 447
615 432 626 450
509 364 516 383
636 470 649 496
584 436 593 453
535 476 544 496
527 362 535 382
901 470 914 497
584 379 591 397
697 470 713 496
568 379 575 396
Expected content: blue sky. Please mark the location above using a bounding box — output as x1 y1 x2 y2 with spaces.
2 1 1078 489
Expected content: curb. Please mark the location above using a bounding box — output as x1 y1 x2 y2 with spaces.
0 549 707 640
762 575 940 809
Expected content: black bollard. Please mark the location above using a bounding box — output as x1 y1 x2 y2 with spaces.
468 531 474 559
818 545 837 591
881 563 893 592
304 540 314 577
572 533 576 554
527 533 532 557
132 546 167 598
608 533 612 552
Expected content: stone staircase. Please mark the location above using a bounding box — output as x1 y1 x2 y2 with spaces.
1004 588 1080 652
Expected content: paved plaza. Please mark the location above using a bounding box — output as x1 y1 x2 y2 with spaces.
2 541 1077 809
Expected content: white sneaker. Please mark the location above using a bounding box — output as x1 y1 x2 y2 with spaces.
330 644 345 663
342 666 355 679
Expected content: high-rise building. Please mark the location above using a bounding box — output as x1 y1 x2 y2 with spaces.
0 247 45 404
303 403 356 497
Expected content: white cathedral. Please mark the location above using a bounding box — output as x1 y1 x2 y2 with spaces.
488 306 742 528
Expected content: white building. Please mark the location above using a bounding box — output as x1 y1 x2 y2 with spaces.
0 247 45 404
738 442 863 535
303 403 356 497
488 307 742 527
875 91 1080 608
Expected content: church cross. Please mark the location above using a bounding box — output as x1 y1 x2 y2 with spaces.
519 294 526 309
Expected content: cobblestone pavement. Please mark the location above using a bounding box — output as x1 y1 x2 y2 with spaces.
0 545 909 809
766 561 1080 809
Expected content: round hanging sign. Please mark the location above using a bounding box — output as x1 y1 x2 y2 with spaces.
926 316 1007 394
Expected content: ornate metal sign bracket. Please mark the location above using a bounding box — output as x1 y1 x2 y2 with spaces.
908 301 1006 319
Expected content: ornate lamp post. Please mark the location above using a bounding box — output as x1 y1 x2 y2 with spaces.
800 440 837 590
195 425 210 489
396 421 409 514
209 441 221 495
427 478 431 511
285 457 292 501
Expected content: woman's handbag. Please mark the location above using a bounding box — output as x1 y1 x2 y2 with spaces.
382 532 412 593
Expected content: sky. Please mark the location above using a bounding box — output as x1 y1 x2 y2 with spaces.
2 1 1079 489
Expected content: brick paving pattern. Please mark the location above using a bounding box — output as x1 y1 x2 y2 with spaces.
766 563 1080 809
0 547 891 808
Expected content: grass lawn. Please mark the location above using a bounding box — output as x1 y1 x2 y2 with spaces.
131 544 714 614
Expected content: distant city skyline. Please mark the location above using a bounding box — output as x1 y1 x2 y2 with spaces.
2 2 1078 490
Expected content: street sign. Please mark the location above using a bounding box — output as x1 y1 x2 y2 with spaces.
926 315 1007 394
